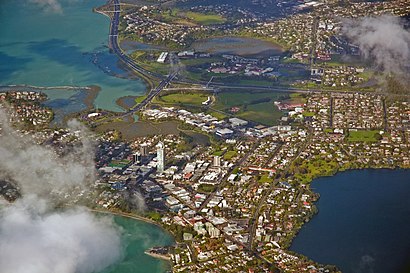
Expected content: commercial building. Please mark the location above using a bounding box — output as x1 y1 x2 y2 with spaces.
213 155 221 167
156 141 165 173
157 52 169 63
140 143 149 156
229 117 248 127
216 128 234 138
133 152 141 164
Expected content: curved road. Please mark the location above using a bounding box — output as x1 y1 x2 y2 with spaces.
106 0 379 117
109 0 164 80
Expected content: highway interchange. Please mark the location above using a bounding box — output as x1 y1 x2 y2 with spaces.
106 0 374 117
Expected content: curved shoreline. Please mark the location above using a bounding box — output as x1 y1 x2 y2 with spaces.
90 208 160 226
290 168 410 273
94 2 156 110
89 208 176 241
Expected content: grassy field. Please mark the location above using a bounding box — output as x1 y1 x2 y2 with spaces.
197 183 216 193
347 130 382 142
207 110 227 120
214 91 286 126
213 150 224 156
223 150 237 160
237 101 283 126
159 8 226 26
185 11 226 25
302 111 315 117
293 157 339 184
158 92 210 106
215 91 285 109
130 51 171 75
259 174 274 183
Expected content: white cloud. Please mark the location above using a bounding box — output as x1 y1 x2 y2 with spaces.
343 15 410 76
0 202 122 273
0 109 123 273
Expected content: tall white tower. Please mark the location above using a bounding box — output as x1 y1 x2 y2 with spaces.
213 155 221 167
156 141 165 173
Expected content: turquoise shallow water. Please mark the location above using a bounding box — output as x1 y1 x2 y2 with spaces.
290 169 410 273
0 1 174 272
102 216 174 273
0 0 146 112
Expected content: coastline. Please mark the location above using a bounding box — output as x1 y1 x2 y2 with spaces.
144 252 170 261
90 208 176 266
94 2 156 95
285 165 410 247
90 208 161 226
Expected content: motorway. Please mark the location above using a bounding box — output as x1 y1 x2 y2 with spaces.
105 0 379 119
108 0 178 118
122 72 177 117
106 0 327 110
109 0 164 80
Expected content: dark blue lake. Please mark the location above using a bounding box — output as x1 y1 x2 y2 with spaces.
290 169 410 273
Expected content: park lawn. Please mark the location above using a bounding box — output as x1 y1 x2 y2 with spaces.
302 111 315 117
159 92 209 105
223 150 237 160
185 11 226 25
347 130 381 142
207 110 227 120
259 174 274 183
215 91 285 110
237 102 283 126
213 150 224 156
197 183 216 193
293 157 339 184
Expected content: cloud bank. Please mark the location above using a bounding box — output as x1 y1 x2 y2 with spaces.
0 115 95 198
343 15 410 76
0 109 122 273
0 203 122 273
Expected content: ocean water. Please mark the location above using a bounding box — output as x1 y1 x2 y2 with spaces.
0 0 146 112
0 1 174 272
101 216 174 273
290 169 410 273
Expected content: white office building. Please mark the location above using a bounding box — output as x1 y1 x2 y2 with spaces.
156 141 165 173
